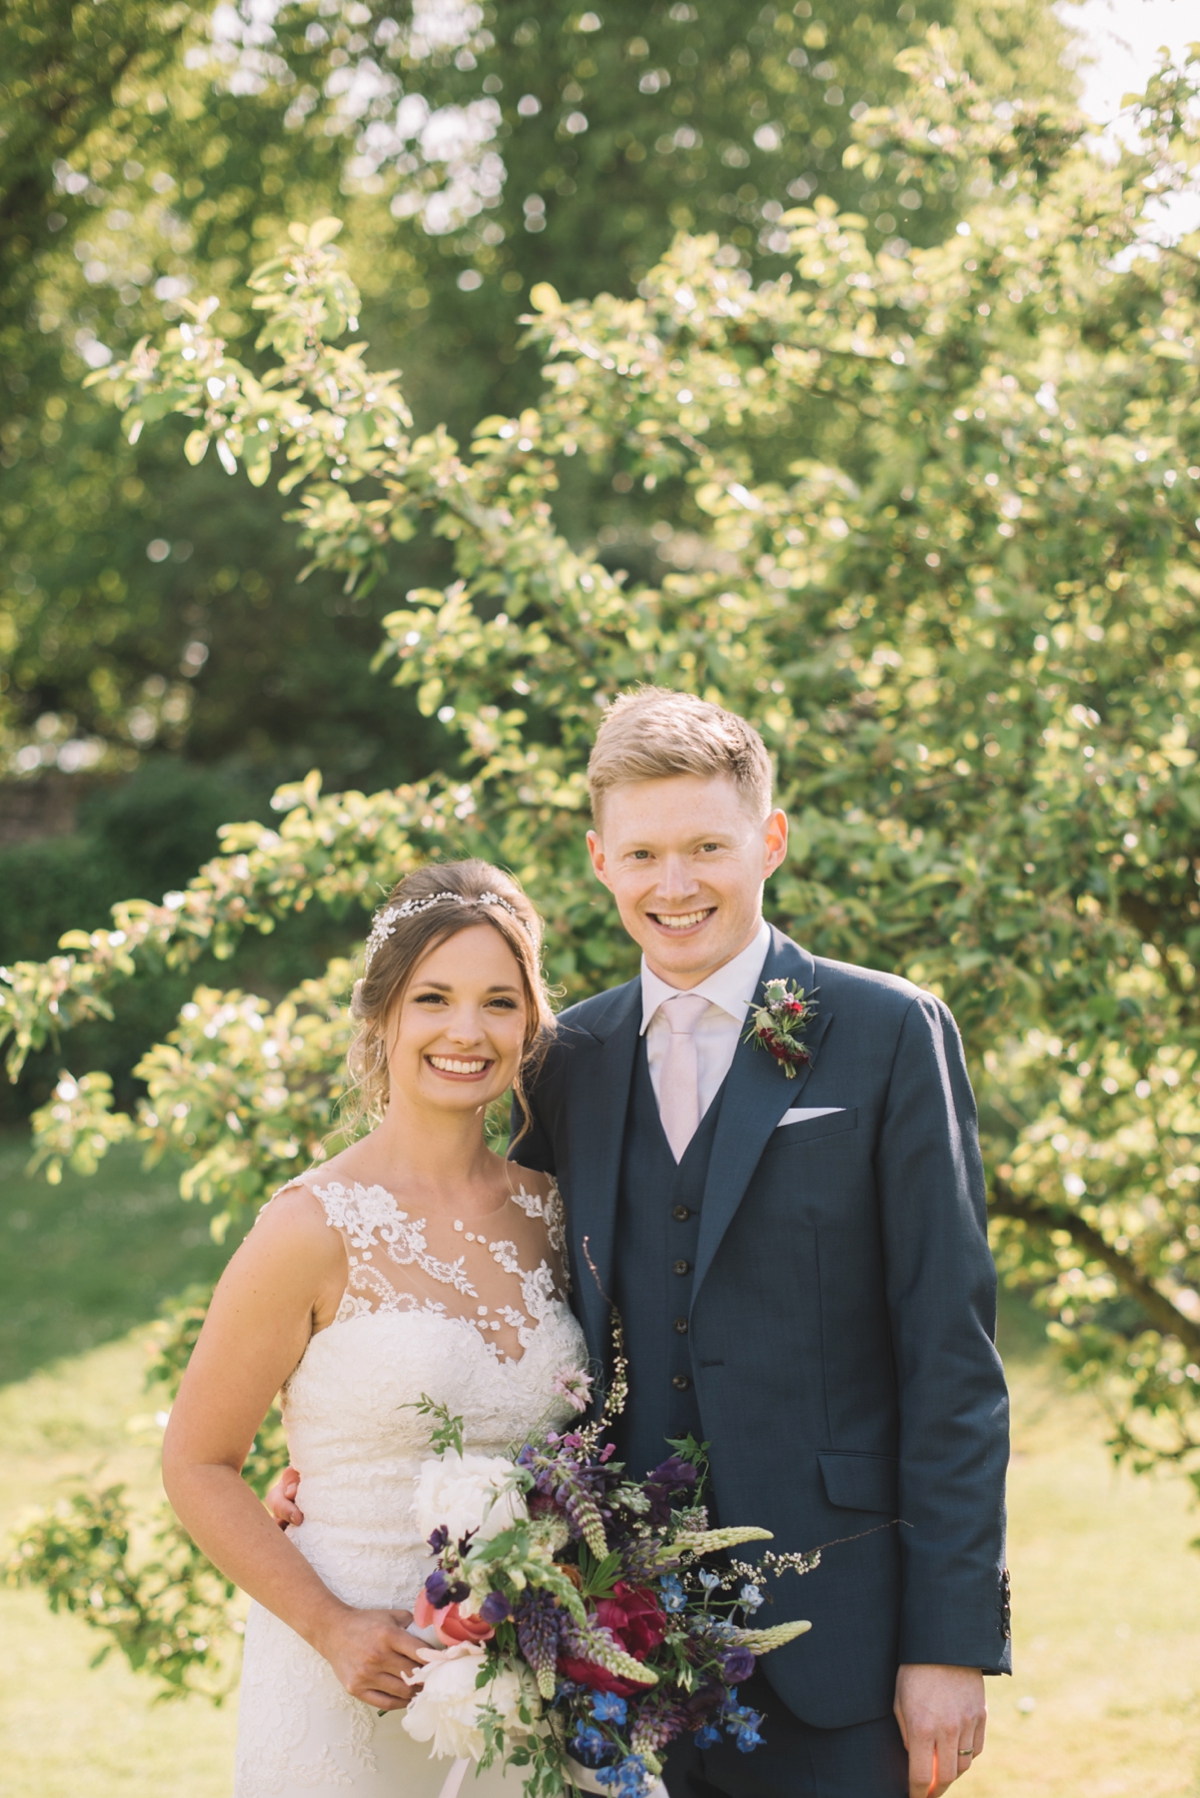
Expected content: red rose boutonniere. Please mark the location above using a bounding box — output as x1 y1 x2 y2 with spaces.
744 978 817 1078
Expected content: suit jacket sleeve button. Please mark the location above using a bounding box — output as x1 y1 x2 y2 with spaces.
672 1374 691 1391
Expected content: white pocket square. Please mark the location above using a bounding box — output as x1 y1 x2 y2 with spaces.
776 1106 845 1127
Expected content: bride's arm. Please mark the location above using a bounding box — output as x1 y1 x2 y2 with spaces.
162 1189 425 1708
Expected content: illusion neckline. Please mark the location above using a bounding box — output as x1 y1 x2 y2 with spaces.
301 1168 547 1228
301 1291 567 1371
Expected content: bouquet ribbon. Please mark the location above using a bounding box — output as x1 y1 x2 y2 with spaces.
436 1759 473 1798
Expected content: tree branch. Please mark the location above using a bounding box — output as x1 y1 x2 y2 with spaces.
990 1177 1200 1353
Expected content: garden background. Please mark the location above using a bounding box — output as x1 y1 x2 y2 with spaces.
3 0 1200 1792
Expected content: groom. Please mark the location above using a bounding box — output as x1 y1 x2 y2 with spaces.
509 688 1010 1798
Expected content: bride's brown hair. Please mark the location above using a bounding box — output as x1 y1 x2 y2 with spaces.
343 860 554 1141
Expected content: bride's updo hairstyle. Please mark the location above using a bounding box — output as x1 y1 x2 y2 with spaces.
343 859 554 1138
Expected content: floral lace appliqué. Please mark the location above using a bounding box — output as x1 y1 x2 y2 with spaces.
510 1180 568 1260
300 1177 567 1366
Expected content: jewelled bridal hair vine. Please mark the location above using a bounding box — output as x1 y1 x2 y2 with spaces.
362 889 528 972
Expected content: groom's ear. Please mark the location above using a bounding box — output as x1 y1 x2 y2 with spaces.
586 828 613 890
762 809 789 879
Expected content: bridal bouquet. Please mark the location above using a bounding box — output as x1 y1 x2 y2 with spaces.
399 1353 816 1798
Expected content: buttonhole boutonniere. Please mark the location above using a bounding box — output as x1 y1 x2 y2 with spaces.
744 979 818 1078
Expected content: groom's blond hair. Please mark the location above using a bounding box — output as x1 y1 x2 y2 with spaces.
587 686 773 823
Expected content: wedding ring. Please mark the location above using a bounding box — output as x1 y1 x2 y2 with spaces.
957 1749 974 1757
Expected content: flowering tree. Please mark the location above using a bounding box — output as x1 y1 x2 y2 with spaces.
3 0 1069 785
6 30 1200 1689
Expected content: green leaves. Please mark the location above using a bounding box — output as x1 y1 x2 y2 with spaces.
5 1483 242 1702
410 1394 467 1459
5 31 1200 1535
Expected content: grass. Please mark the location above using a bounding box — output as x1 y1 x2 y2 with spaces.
0 1132 233 1386
971 1297 1200 1798
1 1132 1199 1796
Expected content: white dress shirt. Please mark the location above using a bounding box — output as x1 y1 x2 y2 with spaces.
641 918 772 1121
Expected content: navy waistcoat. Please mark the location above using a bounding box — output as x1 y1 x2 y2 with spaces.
611 1037 723 1482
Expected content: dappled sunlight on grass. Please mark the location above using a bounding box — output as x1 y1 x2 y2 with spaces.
971 1317 1200 1798
0 1333 239 1798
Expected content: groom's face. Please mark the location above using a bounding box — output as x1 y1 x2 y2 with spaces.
586 775 787 987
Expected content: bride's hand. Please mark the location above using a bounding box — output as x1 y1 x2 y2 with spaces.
315 1605 426 1709
264 1465 304 1528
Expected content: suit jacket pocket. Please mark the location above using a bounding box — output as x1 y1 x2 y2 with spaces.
818 1451 899 1514
766 1107 858 1152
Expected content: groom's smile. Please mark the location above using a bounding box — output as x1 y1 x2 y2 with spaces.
648 906 716 933
586 773 788 988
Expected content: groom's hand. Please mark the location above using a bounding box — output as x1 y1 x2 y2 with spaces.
264 1465 304 1528
894 1664 986 1797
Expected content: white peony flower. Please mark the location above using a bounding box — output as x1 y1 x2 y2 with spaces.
402 1649 539 1761
413 1451 529 1545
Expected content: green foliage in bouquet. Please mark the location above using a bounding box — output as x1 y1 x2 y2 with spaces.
6 23 1200 1698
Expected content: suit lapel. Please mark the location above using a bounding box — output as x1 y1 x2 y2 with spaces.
691 930 833 1307
564 979 642 1363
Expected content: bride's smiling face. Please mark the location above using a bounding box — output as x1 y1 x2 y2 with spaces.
385 923 530 1114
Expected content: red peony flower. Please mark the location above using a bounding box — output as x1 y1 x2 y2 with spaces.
556 1584 668 1696
555 1656 647 1698
594 1584 669 1660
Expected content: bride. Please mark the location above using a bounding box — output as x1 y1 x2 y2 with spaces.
162 860 589 1797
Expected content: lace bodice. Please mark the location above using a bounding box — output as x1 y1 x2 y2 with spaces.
234 1168 589 1797
296 1171 569 1365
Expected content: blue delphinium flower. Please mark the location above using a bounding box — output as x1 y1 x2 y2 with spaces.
592 1692 628 1725
659 1573 686 1613
722 1703 765 1753
697 1570 722 1594
603 1755 652 1797
738 1583 763 1611
694 1724 722 1750
571 1727 615 1769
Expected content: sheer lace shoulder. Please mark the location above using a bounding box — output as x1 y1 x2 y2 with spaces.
278 1168 569 1365
310 1180 475 1291
507 1171 567 1263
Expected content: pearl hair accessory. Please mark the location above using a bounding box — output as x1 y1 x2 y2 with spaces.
362 889 527 972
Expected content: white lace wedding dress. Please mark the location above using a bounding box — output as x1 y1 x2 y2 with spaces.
233 1170 589 1798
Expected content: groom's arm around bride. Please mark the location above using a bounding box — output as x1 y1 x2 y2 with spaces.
511 688 1010 1798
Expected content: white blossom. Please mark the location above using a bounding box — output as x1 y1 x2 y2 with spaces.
413 1451 528 1544
402 1648 538 1760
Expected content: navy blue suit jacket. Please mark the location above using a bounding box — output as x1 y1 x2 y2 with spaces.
511 927 1011 1729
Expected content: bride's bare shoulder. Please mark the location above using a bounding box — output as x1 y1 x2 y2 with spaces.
249 1177 341 1256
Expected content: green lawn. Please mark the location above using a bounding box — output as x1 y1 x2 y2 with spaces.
1 1133 1198 1797
0 1131 233 1386
973 1315 1200 1798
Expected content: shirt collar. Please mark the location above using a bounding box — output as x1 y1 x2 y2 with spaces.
639 917 772 1035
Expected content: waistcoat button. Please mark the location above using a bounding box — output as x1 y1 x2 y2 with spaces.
672 1374 691 1391
673 1316 688 1334
672 1258 690 1276
672 1205 690 1221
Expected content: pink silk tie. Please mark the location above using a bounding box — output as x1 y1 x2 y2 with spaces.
657 992 710 1163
